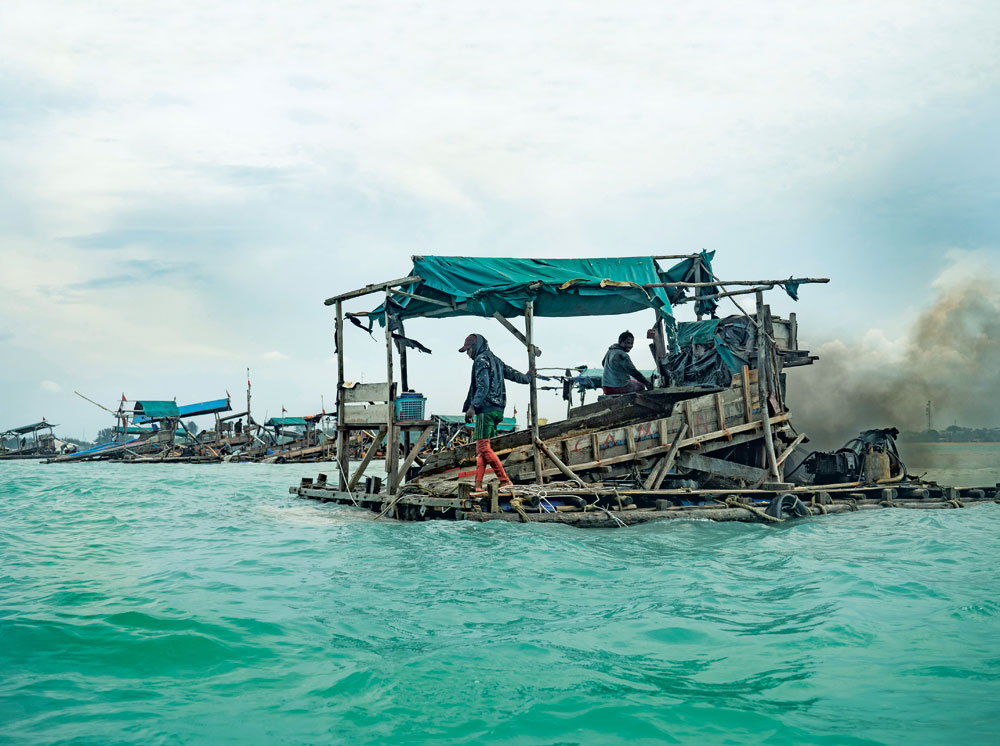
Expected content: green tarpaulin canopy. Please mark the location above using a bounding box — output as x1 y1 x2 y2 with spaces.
367 256 699 326
133 401 180 419
266 417 308 427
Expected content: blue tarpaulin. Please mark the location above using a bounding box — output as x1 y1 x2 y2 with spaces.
177 398 232 418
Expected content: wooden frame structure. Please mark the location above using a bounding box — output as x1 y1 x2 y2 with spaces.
317 258 833 504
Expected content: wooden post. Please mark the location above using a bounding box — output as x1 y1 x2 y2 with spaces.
525 300 542 484
335 301 348 491
397 318 411 458
693 258 703 321
756 291 780 480
384 291 398 495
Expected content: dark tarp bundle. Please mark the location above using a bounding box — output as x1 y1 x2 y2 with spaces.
665 315 753 387
365 256 679 326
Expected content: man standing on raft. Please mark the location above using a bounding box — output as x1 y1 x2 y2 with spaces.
459 334 533 491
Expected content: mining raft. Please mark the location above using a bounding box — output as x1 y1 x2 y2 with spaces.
290 254 1000 525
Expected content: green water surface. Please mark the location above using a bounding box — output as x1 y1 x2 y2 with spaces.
1 458 998 745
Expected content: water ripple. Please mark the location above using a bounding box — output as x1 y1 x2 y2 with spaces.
1 462 999 745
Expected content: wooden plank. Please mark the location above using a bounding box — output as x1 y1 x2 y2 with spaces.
396 425 434 485
342 403 390 424
675 451 768 483
591 433 600 461
741 366 752 420
520 416 787 481
715 392 726 430
625 427 636 453
324 275 420 305
342 382 392 403
348 426 387 491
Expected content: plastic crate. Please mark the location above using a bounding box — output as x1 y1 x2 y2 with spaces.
395 393 426 421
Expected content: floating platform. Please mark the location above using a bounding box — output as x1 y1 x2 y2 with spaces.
290 476 1000 525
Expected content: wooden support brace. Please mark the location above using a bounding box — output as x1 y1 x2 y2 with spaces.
493 312 541 356
534 437 584 485
775 433 806 469
348 426 387 491
648 422 688 490
396 425 434 485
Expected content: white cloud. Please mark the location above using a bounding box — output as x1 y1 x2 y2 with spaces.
40 380 61 393
262 351 288 360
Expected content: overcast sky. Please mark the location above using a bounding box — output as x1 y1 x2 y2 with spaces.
1 1 998 439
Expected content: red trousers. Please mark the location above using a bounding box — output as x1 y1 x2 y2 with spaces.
475 438 510 488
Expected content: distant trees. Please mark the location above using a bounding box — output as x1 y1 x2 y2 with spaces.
185 421 199 435
94 427 115 445
899 426 1000 443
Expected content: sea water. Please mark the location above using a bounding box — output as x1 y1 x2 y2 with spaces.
1 453 999 745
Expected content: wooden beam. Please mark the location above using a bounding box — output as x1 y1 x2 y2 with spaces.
324 275 420 305
775 433 806 468
493 312 541 356
644 422 688 490
348 426 387 491
672 285 774 304
534 437 584 485
389 289 453 308
756 291 780 479
396 425 434 485
675 451 768 483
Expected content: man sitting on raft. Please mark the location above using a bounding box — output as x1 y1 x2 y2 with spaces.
601 331 654 394
459 333 533 491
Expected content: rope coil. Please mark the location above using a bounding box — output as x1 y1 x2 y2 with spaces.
724 496 784 523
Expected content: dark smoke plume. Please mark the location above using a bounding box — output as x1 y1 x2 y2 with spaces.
788 268 1000 450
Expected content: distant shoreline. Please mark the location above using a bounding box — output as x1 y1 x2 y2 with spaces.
901 441 1000 446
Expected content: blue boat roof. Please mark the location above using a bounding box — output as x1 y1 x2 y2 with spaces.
177 398 232 418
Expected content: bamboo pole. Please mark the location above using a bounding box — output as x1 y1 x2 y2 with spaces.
644 277 829 289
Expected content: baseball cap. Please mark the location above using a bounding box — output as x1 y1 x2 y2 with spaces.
458 334 477 353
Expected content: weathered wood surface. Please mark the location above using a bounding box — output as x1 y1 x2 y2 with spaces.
342 382 392 403
418 384 743 475
342 403 390 425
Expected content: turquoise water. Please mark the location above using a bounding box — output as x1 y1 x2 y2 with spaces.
2 461 999 745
